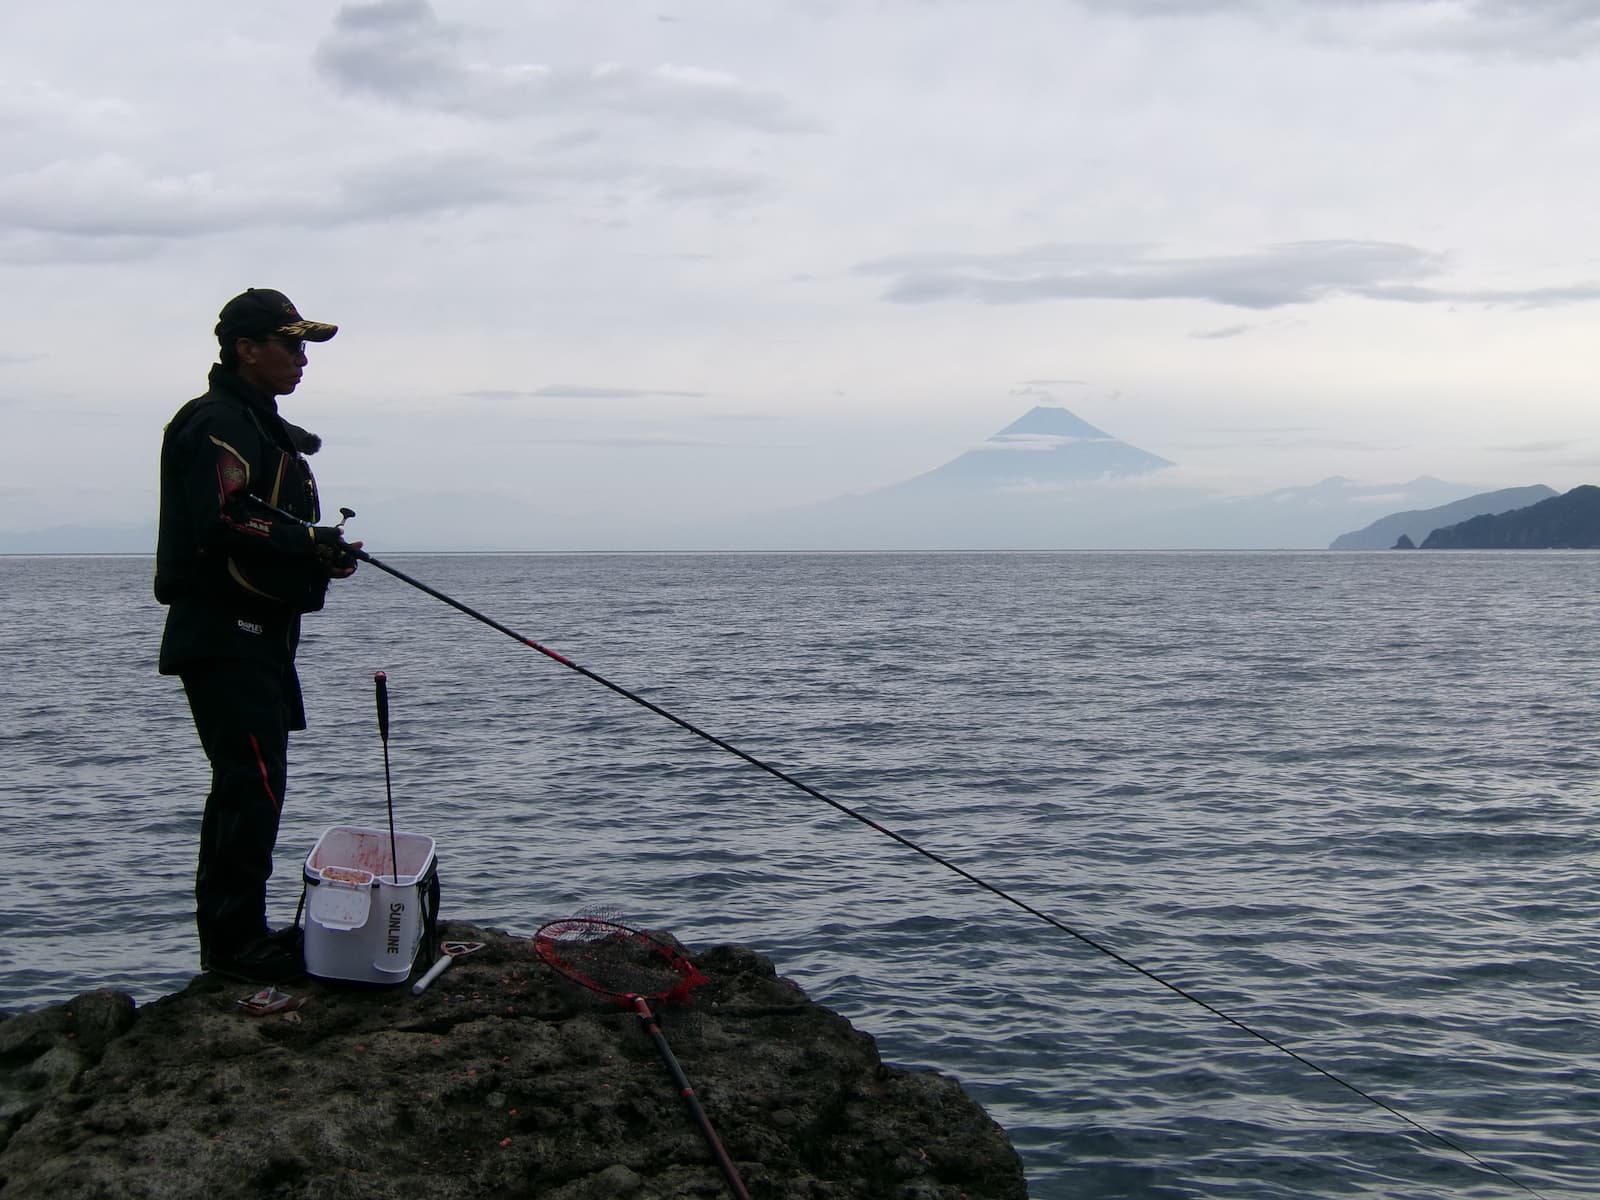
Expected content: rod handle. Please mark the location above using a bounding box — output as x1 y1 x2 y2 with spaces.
374 670 389 742
412 954 451 995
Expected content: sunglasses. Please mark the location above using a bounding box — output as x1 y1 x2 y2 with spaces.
263 335 307 355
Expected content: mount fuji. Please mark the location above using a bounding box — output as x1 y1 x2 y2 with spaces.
706 406 1486 550
880 406 1174 495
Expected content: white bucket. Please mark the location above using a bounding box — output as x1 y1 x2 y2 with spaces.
302 825 438 986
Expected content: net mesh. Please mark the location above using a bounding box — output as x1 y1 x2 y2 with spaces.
534 917 708 1007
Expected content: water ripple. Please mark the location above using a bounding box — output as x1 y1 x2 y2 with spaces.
2 551 1597 1199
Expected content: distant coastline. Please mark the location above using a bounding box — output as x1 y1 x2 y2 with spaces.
1419 484 1600 549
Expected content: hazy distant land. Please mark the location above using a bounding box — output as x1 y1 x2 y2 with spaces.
1329 486 1559 550
1418 485 1600 549
3 407 1591 553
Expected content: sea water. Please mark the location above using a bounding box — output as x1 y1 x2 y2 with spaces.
1 551 1595 1199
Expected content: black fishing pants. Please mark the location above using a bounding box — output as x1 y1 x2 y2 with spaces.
181 659 303 957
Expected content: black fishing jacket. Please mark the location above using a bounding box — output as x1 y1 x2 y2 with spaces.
155 365 333 677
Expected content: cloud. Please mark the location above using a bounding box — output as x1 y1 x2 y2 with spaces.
332 150 537 221
0 141 757 252
0 80 138 144
858 240 1600 311
0 6 792 259
990 466 1184 496
457 385 706 400
312 0 466 99
1204 423 1329 436
986 433 1114 453
1491 439 1584 454
1074 0 1250 15
1073 0 1600 57
701 412 785 424
1348 0 1600 57
650 166 768 202
0 230 170 266
1193 324 1252 339
531 384 706 399
1007 382 1092 409
1366 281 1600 307
315 1 816 131
0 148 542 246
546 433 727 449
1334 489 1411 505
0 156 268 238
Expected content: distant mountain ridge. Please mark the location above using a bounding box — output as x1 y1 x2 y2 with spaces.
4 405 1581 552
1328 485 1558 549
882 406 1174 495
727 408 1493 550
1421 485 1600 548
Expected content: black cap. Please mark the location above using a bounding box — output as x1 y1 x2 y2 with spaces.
215 288 338 345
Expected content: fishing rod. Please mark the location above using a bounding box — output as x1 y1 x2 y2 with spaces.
256 501 1545 1198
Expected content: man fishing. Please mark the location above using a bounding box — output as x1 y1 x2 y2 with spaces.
154 288 362 983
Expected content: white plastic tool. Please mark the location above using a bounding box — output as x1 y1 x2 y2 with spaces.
411 940 485 995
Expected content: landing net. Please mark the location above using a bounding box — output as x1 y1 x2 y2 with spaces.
533 917 708 1008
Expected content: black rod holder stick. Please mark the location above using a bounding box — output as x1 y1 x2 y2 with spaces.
374 670 399 883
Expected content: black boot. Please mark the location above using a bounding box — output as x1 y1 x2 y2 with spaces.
206 933 304 984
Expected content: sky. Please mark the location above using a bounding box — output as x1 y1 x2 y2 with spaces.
3 0 1599 547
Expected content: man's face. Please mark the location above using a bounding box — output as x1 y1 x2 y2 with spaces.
237 335 308 398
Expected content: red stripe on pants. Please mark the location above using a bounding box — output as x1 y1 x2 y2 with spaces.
248 734 282 814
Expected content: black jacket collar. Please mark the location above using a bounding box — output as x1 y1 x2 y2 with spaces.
205 364 320 455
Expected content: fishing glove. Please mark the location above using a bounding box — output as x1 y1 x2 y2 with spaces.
312 526 360 572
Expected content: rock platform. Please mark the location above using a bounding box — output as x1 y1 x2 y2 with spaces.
0 922 1029 1199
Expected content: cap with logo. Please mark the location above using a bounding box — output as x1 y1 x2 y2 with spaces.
215 288 338 345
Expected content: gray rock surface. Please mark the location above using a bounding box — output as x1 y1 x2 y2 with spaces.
0 923 1029 1199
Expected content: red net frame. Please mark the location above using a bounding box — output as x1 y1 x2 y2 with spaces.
533 917 709 1008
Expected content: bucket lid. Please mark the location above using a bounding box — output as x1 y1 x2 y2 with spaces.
308 878 373 931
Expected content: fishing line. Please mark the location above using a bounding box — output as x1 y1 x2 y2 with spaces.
345 548 1545 1199
250 502 1543 1198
